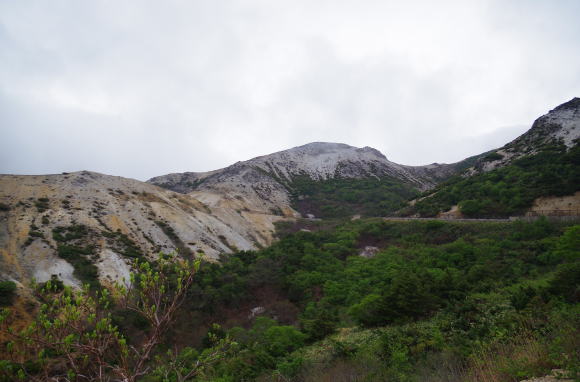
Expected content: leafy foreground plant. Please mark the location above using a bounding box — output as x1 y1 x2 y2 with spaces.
0 253 232 382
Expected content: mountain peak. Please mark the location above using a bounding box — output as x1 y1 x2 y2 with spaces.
356 146 387 160
287 142 387 160
296 141 352 148
291 142 354 154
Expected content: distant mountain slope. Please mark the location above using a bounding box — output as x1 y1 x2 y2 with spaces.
149 142 469 218
467 97 580 174
150 142 463 192
0 171 286 288
407 98 580 217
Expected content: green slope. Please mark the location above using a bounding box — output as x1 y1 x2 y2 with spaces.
288 175 419 218
183 218 579 381
406 141 580 217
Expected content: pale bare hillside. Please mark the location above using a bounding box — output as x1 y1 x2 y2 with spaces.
0 171 288 288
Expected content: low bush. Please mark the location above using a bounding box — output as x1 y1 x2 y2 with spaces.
0 281 17 306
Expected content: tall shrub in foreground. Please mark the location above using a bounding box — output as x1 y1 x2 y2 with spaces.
0 253 231 382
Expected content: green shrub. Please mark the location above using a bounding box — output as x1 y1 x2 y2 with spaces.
0 281 17 306
112 309 150 333
459 200 483 217
299 302 337 341
34 198 50 212
549 262 580 303
52 225 89 242
103 231 143 259
349 294 386 327
264 325 306 357
483 152 504 162
56 244 99 289
37 275 65 293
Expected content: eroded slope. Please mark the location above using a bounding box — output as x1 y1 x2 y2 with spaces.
0 171 287 288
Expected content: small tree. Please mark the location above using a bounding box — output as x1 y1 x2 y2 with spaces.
0 253 230 381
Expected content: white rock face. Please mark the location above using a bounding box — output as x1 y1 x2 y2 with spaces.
97 249 132 287
544 104 580 147
32 257 80 288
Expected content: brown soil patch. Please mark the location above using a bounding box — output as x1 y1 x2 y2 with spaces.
529 191 580 214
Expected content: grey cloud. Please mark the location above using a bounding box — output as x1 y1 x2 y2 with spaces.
1 0 579 179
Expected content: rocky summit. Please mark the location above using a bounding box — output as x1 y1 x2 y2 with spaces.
149 141 461 194
148 142 470 222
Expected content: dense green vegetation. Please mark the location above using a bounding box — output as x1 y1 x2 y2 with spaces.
183 218 579 381
288 176 419 218
2 218 578 380
409 142 580 217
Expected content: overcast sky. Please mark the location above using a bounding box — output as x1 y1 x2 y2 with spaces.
1 1 579 180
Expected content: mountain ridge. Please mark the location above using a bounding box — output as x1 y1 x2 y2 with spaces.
148 141 467 193
1 98 578 288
